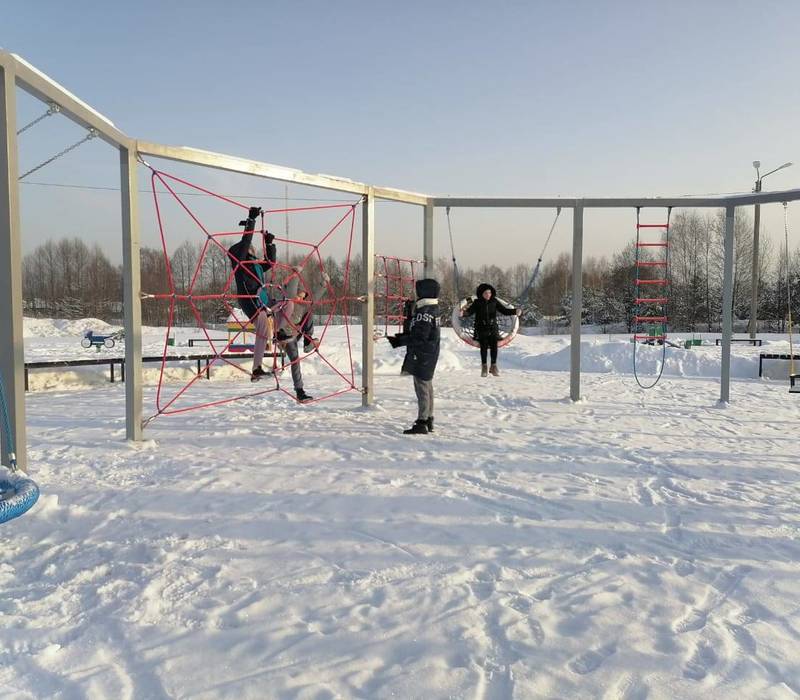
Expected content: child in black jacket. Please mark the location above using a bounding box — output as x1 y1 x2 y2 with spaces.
227 206 276 379
388 278 441 435
462 282 520 377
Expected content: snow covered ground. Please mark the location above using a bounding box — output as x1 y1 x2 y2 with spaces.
3 319 800 698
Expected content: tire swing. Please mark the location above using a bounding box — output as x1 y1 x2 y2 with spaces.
451 295 520 348
0 371 39 525
446 206 560 348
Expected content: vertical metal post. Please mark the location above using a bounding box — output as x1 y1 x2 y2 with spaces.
748 179 762 339
362 188 375 406
120 145 142 440
0 63 27 471
720 206 736 404
569 203 584 402
423 202 433 278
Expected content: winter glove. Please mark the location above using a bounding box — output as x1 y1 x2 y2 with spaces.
248 206 262 220
387 334 401 348
264 231 275 245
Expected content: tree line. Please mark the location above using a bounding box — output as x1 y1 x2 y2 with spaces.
21 209 800 333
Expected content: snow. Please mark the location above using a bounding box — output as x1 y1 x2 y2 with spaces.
3 319 800 698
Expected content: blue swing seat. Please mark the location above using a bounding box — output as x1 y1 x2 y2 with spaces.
0 467 39 524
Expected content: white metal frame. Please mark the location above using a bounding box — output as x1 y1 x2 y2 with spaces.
3 50 800 472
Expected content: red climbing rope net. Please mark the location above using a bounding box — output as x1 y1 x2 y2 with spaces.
144 166 361 421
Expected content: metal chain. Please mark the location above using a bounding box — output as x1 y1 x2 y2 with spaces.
19 128 98 181
17 102 60 135
445 206 460 299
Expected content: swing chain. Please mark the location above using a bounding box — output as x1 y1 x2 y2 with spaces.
19 128 98 181
16 102 60 136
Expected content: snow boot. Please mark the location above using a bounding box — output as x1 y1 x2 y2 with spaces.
296 388 314 403
489 364 500 376
481 364 488 377
251 366 269 382
403 419 429 435
303 337 319 353
426 416 434 433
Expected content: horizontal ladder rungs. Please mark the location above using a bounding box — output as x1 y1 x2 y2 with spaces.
637 261 667 267
637 242 669 247
636 297 667 303
635 279 668 285
635 316 667 322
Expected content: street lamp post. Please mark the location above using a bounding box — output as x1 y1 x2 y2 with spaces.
749 160 793 339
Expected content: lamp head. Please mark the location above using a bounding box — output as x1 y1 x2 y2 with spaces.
753 160 761 169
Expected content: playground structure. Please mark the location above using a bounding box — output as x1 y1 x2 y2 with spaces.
374 254 423 338
2 50 800 472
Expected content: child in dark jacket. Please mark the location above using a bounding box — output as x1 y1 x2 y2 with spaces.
227 207 276 378
388 278 441 435
462 282 521 377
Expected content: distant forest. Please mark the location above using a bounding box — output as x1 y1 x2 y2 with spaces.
21 209 800 332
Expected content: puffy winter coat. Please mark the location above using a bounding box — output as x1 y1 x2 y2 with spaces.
228 219 276 314
271 271 330 341
463 283 517 341
390 278 441 381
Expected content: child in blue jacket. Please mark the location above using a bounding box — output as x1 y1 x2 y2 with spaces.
388 278 441 434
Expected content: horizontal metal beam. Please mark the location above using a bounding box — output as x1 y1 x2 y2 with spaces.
432 197 577 208
723 188 800 207
136 141 430 205
433 188 800 210
2 51 130 149
372 185 429 206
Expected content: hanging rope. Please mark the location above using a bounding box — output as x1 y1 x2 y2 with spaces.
784 202 795 378
445 206 461 300
514 207 562 305
19 128 98 181
632 207 672 390
0 369 16 472
17 102 60 135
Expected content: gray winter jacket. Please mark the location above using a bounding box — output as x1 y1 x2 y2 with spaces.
270 271 329 340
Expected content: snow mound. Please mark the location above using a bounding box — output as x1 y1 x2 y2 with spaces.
24 317 117 338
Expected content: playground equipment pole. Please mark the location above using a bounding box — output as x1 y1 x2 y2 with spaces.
570 202 584 402
0 61 26 471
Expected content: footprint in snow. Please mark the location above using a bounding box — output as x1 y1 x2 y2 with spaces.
683 641 717 680
568 643 617 675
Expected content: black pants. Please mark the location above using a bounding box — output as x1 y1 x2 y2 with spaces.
479 336 498 365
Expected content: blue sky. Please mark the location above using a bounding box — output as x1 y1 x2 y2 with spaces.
5 0 800 268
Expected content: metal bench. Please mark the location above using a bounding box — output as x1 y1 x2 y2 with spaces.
715 338 763 346
24 351 284 390
187 338 228 347
758 353 800 378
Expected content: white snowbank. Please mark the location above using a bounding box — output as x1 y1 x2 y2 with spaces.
23 316 116 338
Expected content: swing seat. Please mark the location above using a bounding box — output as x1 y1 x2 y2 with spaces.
790 374 800 393
451 295 520 348
0 466 39 524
